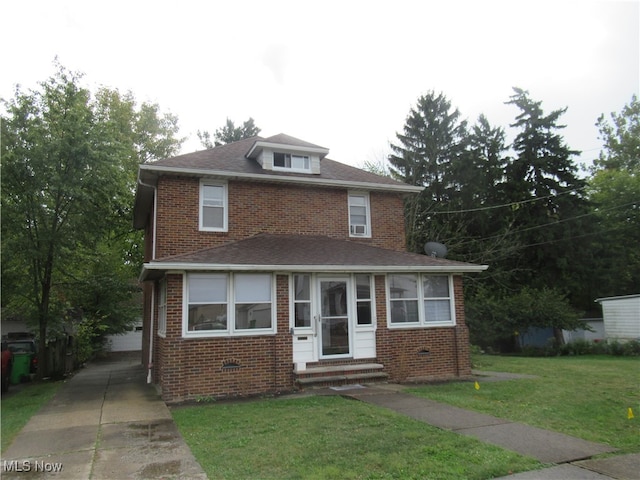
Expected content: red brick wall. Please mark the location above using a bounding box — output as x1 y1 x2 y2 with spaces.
375 275 471 382
154 176 406 258
156 274 293 403
151 273 470 401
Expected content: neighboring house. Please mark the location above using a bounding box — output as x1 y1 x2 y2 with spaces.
595 294 640 341
134 134 487 402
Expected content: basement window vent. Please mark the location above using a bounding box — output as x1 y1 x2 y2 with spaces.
417 349 431 356
222 360 241 369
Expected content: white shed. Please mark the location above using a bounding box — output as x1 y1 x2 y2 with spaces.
595 294 640 341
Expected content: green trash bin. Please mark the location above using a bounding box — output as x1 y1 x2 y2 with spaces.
10 353 31 384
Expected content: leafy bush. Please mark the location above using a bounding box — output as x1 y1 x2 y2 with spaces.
466 286 582 352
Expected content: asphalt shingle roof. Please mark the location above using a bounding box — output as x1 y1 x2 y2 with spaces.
143 135 411 188
141 234 486 280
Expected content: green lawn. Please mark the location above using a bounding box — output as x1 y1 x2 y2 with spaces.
407 355 640 453
173 395 540 479
173 355 639 479
1 381 62 453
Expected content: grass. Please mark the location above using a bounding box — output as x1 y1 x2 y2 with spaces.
173 395 540 479
173 355 640 479
1 380 62 453
407 355 640 453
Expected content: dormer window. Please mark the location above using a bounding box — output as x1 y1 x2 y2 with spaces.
273 152 311 172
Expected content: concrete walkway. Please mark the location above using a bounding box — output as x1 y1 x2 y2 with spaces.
1 354 206 479
337 381 638 480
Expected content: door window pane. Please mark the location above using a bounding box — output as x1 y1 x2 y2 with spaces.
321 281 347 317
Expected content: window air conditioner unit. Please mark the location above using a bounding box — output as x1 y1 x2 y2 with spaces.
351 224 367 235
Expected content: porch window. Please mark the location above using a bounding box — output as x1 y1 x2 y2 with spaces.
187 274 228 332
388 274 455 327
184 273 275 336
293 274 311 327
199 181 228 231
423 275 452 323
234 274 273 330
355 274 373 325
348 192 371 237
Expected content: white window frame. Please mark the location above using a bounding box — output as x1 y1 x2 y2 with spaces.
199 180 228 232
291 273 313 331
183 273 276 338
348 192 371 238
157 279 167 337
272 152 311 173
354 274 375 328
387 274 456 328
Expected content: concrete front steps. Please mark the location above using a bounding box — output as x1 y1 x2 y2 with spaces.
294 362 388 389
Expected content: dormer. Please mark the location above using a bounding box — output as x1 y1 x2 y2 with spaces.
246 133 329 175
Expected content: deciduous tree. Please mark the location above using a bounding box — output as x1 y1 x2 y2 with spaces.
1 62 182 375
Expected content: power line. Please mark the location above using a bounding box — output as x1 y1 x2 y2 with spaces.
432 186 587 214
455 201 636 248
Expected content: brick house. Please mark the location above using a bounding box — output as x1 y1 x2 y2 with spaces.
134 133 487 402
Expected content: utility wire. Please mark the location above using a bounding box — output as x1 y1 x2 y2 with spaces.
454 201 636 248
431 186 587 214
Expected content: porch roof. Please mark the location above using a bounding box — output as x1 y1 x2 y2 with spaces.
140 234 488 281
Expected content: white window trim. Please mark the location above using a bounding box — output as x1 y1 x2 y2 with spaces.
386 274 456 328
348 192 372 238
157 279 167 337
353 274 376 330
272 152 312 174
288 273 376 334
290 273 314 333
183 272 276 338
199 180 228 232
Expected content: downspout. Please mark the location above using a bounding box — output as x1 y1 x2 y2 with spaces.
138 174 158 383
147 288 155 384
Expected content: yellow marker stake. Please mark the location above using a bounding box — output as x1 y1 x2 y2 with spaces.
628 408 634 420
474 381 480 391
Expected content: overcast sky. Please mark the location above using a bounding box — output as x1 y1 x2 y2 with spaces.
3 0 638 171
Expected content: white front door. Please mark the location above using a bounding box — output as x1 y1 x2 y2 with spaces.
318 277 351 358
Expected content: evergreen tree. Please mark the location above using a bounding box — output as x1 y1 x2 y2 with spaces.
503 88 591 305
198 117 261 148
388 91 468 251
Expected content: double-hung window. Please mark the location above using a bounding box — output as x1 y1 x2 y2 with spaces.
234 274 273 330
388 274 454 327
200 181 227 231
349 193 371 237
293 274 311 328
185 273 274 336
355 274 373 325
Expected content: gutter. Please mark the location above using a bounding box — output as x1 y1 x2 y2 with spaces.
140 262 489 281
138 164 424 194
